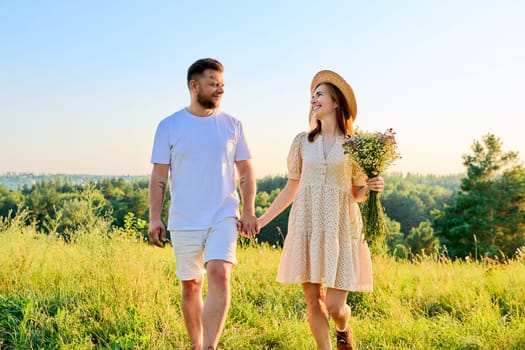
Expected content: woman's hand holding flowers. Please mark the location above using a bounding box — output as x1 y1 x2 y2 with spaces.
366 176 384 192
342 128 400 242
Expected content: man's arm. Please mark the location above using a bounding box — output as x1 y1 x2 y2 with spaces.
235 159 258 237
148 163 170 247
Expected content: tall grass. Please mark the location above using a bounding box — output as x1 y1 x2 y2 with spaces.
1 219 524 349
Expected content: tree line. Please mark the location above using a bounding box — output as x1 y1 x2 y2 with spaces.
1 134 524 259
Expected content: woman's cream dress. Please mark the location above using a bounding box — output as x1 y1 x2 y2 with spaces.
276 132 373 291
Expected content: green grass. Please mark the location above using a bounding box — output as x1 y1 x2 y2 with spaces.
1 221 524 349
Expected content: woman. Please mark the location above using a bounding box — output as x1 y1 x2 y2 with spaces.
257 70 384 350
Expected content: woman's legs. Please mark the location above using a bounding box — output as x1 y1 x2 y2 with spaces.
325 288 353 349
302 283 332 350
325 288 351 331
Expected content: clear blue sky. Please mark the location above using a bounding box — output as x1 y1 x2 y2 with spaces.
1 0 524 178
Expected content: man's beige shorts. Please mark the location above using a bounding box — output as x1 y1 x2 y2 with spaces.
170 217 238 281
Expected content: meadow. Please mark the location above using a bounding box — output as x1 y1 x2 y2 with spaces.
1 216 524 349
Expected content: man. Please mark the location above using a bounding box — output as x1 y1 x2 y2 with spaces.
148 58 258 350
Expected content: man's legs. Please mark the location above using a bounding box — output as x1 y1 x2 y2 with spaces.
181 278 204 349
201 218 238 349
202 260 233 350
172 218 237 349
171 230 207 349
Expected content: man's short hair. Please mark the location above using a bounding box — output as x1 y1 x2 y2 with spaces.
187 58 224 86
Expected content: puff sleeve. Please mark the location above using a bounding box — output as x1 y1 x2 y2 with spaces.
287 132 305 179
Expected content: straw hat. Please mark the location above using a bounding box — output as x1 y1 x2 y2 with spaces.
309 70 357 127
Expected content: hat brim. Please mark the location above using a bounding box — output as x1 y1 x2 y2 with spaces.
309 70 357 126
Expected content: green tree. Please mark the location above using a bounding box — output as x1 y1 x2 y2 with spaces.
381 174 456 235
435 134 525 258
97 177 156 227
405 220 439 257
382 192 426 233
491 166 525 255
0 185 24 218
257 175 287 193
47 183 111 241
22 178 77 230
121 211 148 241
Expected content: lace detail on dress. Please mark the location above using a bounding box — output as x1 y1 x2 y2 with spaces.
277 134 373 291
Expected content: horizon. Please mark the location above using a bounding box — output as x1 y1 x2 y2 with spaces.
0 169 466 180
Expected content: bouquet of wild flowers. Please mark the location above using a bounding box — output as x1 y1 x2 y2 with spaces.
342 128 400 242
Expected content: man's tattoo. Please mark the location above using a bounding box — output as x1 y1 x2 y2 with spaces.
159 181 167 204
239 175 246 187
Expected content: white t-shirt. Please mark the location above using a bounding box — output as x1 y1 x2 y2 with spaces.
151 108 252 230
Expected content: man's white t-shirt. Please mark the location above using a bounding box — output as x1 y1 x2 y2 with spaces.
150 108 252 230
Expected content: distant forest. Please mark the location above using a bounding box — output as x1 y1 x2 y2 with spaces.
1 133 524 259
0 172 146 191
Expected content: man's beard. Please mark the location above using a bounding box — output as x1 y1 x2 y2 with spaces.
197 93 219 109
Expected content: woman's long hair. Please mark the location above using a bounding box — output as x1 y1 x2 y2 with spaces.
308 82 354 142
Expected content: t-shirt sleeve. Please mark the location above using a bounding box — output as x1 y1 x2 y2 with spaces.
287 132 305 179
235 122 252 161
150 118 171 165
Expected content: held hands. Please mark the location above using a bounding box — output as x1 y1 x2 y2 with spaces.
148 219 167 248
366 176 384 192
238 211 259 238
237 216 267 237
